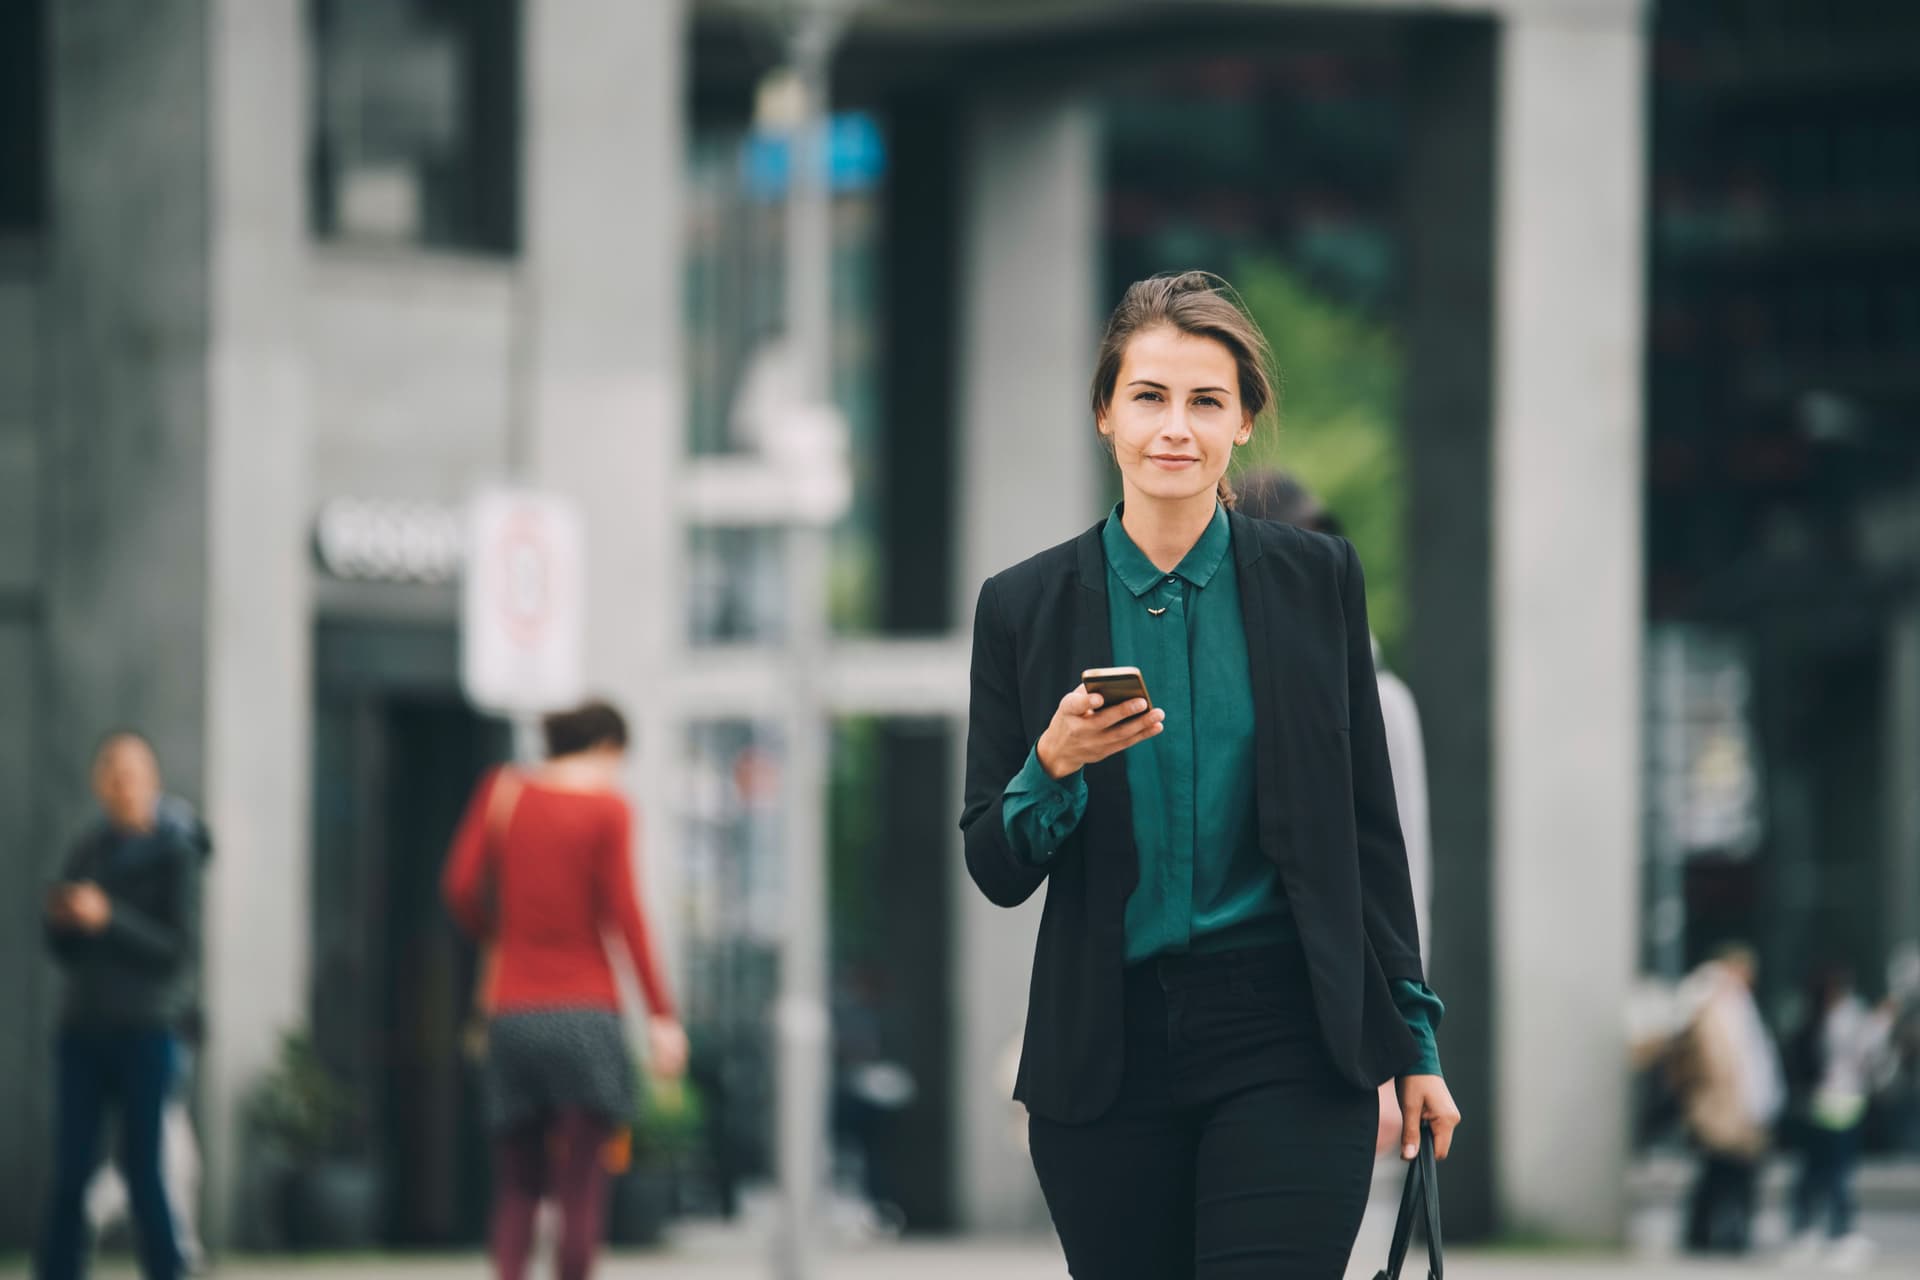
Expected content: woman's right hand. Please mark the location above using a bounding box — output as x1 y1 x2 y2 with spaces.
1035 684 1165 779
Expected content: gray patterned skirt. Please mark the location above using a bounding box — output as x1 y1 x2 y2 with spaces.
482 1008 637 1135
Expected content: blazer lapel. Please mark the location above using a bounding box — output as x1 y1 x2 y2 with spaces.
1231 512 1301 869
1071 520 1138 903
1071 523 1112 675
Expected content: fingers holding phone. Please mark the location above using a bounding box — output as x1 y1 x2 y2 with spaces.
1037 667 1165 779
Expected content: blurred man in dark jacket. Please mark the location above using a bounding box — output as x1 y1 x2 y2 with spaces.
40 733 203 1280
84 793 211 1273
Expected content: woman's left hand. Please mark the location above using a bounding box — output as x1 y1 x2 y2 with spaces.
1396 1074 1462 1160
648 1016 690 1079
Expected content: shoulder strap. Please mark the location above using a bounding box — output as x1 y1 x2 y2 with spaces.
485 768 523 851
469 769 523 1020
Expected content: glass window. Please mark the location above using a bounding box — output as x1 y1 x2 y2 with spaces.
0 0 46 234
309 0 519 254
684 115 889 637
675 715 957 1223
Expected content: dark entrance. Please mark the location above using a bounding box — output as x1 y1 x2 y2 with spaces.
312 618 508 1246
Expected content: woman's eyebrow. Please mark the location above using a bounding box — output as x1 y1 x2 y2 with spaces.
1125 380 1231 395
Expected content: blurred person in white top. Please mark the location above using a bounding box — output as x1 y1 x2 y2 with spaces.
1784 962 1896 1269
1231 469 1431 1155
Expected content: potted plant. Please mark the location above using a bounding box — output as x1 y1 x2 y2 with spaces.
245 1030 380 1250
607 1072 706 1247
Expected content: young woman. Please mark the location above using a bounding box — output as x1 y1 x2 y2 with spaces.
961 272 1461 1278
443 700 688 1280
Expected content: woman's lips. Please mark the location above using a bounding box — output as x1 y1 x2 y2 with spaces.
1148 455 1199 470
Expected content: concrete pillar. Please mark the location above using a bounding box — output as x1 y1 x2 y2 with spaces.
44 4 214 1243
1402 11 1499 1242
953 95 1104 1232
44 0 211 891
1491 0 1646 1242
0 236 47 1249
0 617 43 1247
521 0 687 1004
200 0 310 1248
44 1 309 1246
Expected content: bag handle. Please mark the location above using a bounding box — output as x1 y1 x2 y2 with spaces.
486 767 523 848
1374 1122 1444 1280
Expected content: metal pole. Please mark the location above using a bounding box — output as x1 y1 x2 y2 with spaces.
774 8 840 1277
510 712 545 766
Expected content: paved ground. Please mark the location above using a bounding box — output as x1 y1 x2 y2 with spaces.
8 1236 1917 1280
11 1157 1916 1279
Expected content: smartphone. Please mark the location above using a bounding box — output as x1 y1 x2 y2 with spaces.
1081 666 1152 715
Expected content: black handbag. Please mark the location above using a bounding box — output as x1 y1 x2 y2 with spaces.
1373 1123 1444 1280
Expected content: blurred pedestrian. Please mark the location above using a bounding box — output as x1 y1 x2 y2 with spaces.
961 271 1458 1279
1783 962 1896 1269
442 699 688 1280
1667 943 1782 1255
83 798 211 1274
1884 944 1920 1154
1234 468 1433 1160
40 733 203 1280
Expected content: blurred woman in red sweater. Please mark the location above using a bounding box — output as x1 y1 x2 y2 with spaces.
443 700 686 1280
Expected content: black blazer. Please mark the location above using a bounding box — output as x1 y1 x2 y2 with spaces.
961 510 1426 1123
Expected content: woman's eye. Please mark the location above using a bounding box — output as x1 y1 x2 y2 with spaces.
1195 395 1223 409
1133 390 1162 403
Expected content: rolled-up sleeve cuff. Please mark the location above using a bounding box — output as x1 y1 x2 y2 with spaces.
1002 745 1088 865
1393 980 1445 1078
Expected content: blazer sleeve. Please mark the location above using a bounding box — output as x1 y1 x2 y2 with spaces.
1339 538 1426 984
960 574 1053 908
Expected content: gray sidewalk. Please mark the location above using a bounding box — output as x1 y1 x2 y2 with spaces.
8 1238 1917 1280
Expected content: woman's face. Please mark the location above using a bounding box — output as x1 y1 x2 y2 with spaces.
1097 326 1252 510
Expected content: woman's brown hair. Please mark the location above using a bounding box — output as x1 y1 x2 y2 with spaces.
1089 271 1277 508
542 699 629 759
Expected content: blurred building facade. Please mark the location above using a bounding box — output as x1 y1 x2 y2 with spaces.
0 0 685 1250
1642 3 1920 1063
0 0 1909 1259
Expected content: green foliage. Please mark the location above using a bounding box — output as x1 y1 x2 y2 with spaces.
246 1030 355 1160
633 1075 707 1161
1229 259 1407 663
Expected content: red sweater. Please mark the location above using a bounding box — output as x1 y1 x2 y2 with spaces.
441 769 675 1020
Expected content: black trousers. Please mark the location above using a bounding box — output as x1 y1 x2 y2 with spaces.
1684 1150 1759 1254
1028 944 1377 1280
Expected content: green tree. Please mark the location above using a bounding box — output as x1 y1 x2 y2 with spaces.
1231 260 1407 664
